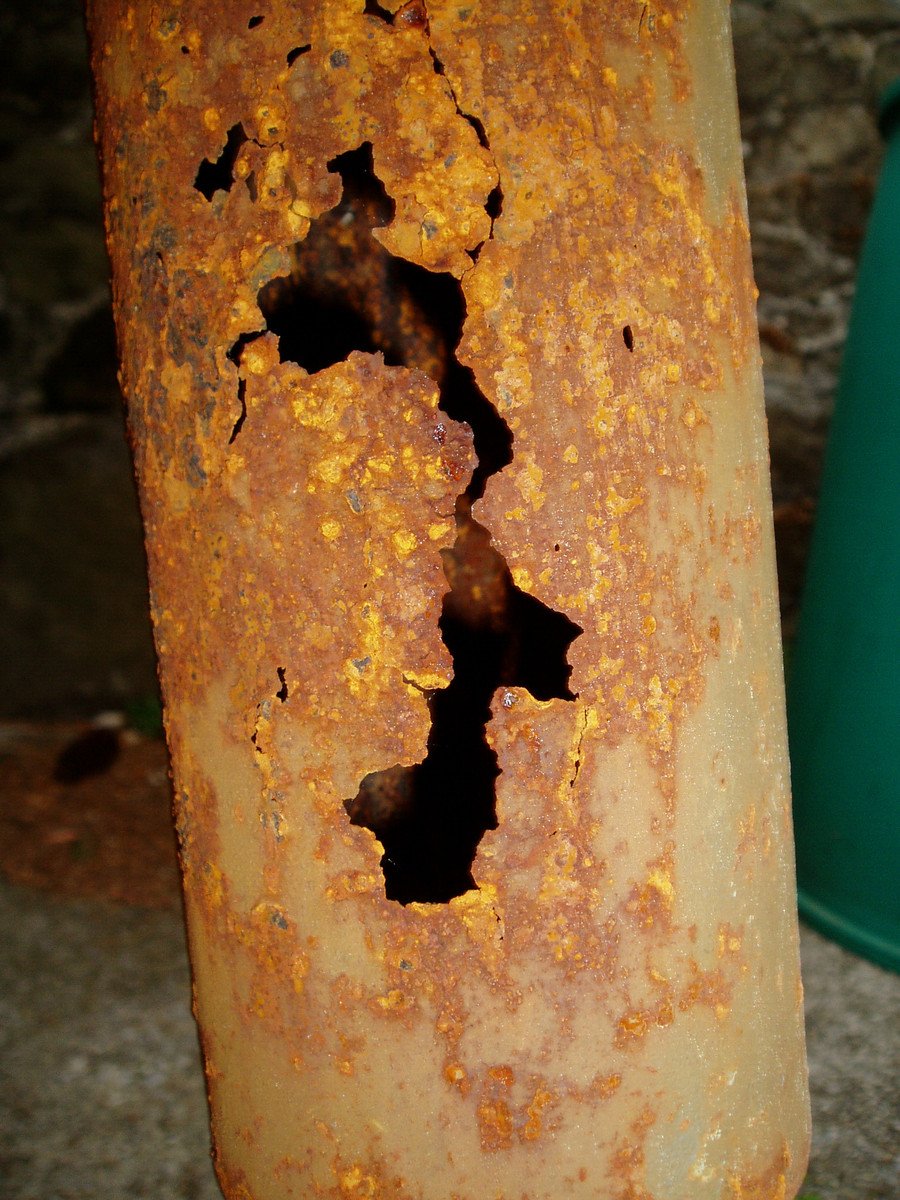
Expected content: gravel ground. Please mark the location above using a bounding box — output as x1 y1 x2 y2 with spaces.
0 877 897 1200
0 881 219 1200
800 929 900 1199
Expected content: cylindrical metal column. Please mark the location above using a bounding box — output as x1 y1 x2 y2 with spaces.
88 2 809 1196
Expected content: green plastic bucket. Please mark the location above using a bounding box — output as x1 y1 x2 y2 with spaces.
786 80 900 974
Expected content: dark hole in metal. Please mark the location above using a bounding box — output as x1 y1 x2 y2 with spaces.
485 184 503 223
227 330 264 366
363 0 395 22
243 143 582 903
193 123 247 201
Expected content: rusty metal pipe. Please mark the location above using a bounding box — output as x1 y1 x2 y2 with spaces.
88 1 810 1196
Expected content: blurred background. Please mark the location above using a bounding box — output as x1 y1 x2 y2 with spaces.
0 1 898 1198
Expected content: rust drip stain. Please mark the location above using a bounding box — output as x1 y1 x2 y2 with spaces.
88 0 810 1197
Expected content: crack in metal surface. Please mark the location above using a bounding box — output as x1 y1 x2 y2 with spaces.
218 40 581 904
569 706 590 791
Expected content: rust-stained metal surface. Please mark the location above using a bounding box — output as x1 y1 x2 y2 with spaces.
88 1 810 1196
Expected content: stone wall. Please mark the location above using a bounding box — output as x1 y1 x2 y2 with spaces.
735 0 900 625
0 0 898 712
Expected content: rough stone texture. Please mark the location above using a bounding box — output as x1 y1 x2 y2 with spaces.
0 0 112 417
0 415 158 717
732 0 900 628
801 928 900 1200
0 0 159 717
0 879 220 1200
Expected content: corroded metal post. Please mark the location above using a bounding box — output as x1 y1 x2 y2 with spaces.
88 2 810 1197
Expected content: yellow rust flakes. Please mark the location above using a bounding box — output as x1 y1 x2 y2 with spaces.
725 1140 795 1200
227 348 469 752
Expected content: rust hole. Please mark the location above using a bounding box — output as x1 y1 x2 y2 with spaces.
346 531 579 904
468 183 503 265
247 14 264 28
623 324 634 351
364 0 395 21
365 0 429 28
256 144 509 491
485 184 503 223
194 123 247 202
246 143 581 904
286 44 311 66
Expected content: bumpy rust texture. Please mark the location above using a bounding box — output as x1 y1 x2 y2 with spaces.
89 2 810 1198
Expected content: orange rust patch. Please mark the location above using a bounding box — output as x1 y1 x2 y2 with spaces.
616 1009 650 1046
726 1139 797 1200
475 1067 562 1152
678 959 734 1018
522 1087 555 1142
325 1148 415 1200
476 1098 516 1152
623 846 676 930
